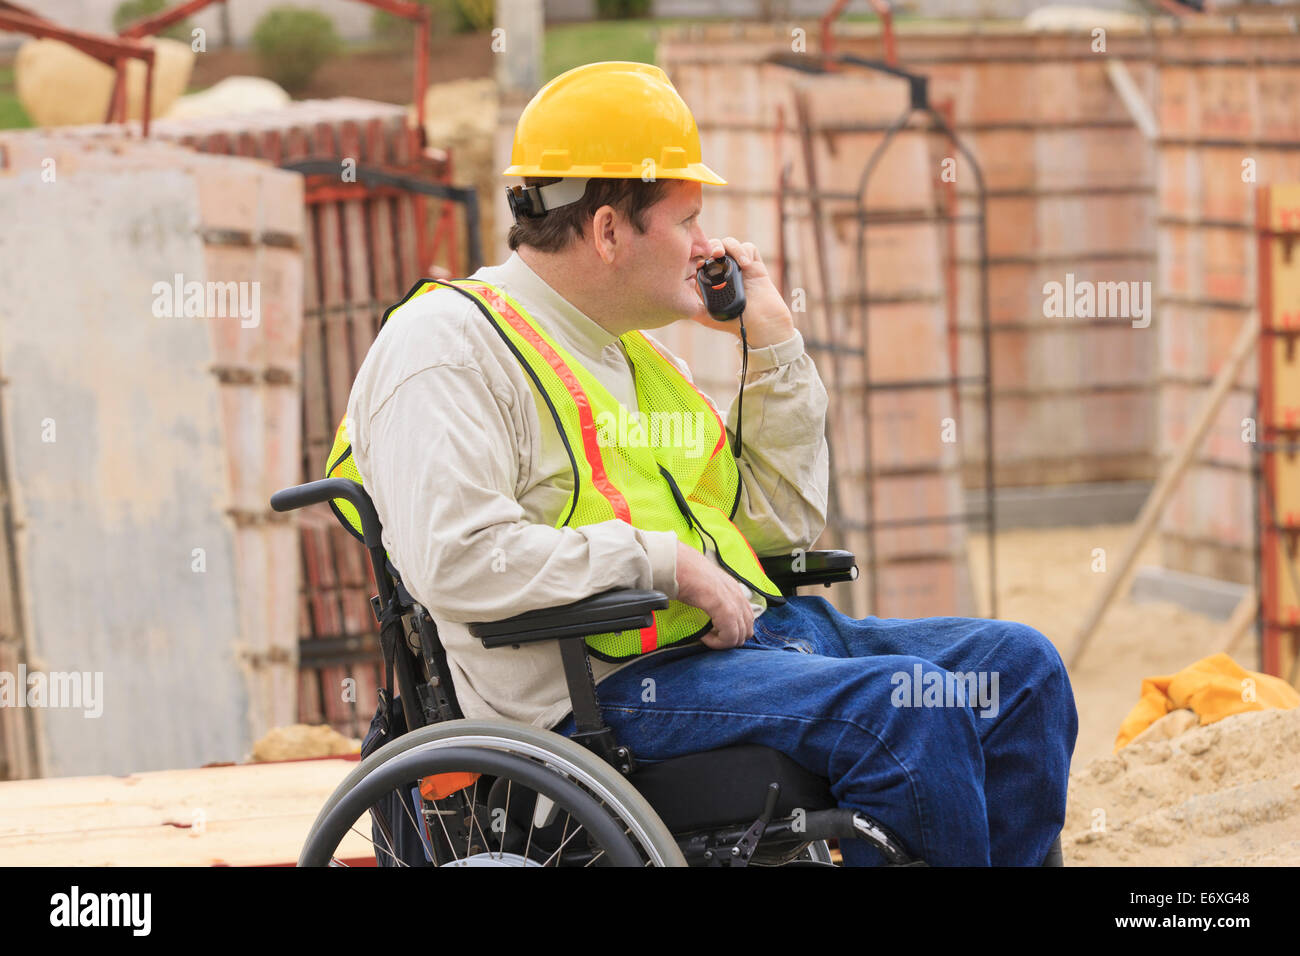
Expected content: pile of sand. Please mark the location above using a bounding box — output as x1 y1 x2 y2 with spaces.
1063 706 1300 866
250 724 359 763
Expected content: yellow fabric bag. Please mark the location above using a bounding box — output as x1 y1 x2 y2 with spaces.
1114 652 1300 751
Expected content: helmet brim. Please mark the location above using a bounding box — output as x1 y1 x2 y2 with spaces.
501 163 726 186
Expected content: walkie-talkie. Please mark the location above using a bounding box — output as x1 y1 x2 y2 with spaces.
695 254 749 458
695 254 746 321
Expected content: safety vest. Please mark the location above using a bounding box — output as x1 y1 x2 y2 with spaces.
326 277 784 661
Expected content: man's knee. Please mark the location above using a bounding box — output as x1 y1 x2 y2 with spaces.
997 622 1071 694
991 621 1077 749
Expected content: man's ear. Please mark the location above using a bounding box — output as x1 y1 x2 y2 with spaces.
592 204 620 265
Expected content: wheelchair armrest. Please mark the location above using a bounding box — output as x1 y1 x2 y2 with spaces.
468 589 670 649
760 549 858 594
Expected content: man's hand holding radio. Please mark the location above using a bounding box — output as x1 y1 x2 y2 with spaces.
690 237 796 349
675 540 755 650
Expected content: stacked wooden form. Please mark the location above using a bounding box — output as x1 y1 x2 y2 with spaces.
916 28 1159 491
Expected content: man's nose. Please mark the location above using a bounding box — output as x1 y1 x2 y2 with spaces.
690 227 712 262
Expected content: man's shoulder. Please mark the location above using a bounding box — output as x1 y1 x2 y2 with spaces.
376 283 484 366
346 282 531 444
355 284 519 399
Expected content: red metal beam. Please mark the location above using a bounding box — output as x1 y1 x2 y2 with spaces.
117 0 224 39
820 0 896 67
0 3 155 67
351 0 431 155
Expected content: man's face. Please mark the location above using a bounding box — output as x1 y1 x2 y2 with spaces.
616 179 713 330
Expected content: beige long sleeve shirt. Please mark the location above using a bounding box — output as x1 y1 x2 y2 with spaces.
345 251 829 731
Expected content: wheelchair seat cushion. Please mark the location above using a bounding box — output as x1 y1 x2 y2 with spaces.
629 744 835 833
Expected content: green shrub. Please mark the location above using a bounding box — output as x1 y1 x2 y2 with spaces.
595 0 652 19
251 6 341 94
454 0 495 31
112 0 193 42
371 0 494 42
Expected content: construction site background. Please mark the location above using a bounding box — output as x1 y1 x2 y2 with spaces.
0 1 1297 866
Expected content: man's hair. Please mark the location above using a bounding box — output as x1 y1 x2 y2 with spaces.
506 176 673 253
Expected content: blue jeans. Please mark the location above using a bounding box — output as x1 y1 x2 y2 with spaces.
552 594 1077 866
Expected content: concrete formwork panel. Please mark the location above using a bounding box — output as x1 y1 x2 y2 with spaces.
0 162 252 777
1152 22 1300 585
0 134 304 776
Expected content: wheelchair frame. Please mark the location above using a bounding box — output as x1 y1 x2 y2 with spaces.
274 476 1061 867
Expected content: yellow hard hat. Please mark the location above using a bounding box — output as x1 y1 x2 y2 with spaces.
502 61 725 186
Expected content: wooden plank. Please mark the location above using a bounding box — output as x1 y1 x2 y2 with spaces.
305 120 365 733
310 122 354 439
298 666 324 727
0 758 363 866
293 176 332 728
363 118 401 309
0 640 35 781
389 117 421 285
260 128 283 165
0 816 373 867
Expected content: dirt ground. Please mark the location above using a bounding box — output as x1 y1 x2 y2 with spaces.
969 524 1299 865
967 523 1236 766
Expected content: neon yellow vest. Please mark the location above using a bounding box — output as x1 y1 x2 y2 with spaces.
326 278 784 661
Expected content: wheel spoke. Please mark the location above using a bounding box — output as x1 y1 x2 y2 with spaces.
539 819 587 867
466 778 479 858
498 779 512 861
466 780 496 857
522 796 537 862
393 788 426 861
431 795 460 864
369 801 402 865
351 821 407 867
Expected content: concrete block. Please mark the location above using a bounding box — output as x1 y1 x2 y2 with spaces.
965 480 1151 530
1131 565 1251 621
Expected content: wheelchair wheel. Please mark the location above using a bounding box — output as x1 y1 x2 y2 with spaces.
300 719 687 867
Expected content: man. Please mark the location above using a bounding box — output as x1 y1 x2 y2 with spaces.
345 61 1077 866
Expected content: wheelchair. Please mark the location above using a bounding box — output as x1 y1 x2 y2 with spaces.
272 477 1064 867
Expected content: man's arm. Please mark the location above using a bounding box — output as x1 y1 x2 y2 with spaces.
726 330 830 556
681 236 830 557
357 361 682 623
